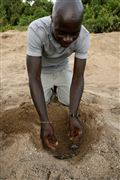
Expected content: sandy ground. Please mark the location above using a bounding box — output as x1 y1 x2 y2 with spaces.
0 30 120 180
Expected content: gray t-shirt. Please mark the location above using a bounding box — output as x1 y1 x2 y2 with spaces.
27 16 90 73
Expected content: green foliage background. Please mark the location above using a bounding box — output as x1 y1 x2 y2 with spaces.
83 0 120 32
0 0 120 32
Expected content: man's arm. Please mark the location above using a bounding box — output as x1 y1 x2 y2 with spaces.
26 55 58 150
70 57 86 114
26 55 49 122
69 57 86 140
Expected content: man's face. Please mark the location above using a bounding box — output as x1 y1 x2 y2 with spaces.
52 17 81 47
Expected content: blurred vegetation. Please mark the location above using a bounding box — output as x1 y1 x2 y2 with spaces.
0 0 120 32
0 0 53 31
83 0 120 32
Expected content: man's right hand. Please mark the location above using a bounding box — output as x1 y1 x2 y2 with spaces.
40 122 58 151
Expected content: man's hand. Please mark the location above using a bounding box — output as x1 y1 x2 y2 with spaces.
40 122 58 150
69 116 83 141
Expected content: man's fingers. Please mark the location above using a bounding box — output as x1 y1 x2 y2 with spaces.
44 136 58 150
69 129 74 140
68 132 73 141
70 128 83 141
55 141 59 146
48 135 58 146
46 139 56 150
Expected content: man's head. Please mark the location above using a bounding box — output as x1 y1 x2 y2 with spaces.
51 0 84 47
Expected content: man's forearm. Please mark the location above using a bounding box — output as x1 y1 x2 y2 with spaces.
69 76 84 114
29 77 49 122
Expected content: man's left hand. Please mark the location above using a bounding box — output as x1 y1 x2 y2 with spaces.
69 116 83 141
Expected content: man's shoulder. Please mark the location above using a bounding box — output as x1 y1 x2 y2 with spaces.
80 25 89 38
75 25 89 45
28 16 51 31
75 25 90 50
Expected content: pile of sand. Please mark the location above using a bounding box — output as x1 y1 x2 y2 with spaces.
0 31 120 179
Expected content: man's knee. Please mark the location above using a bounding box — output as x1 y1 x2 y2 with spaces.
44 89 52 104
57 87 70 106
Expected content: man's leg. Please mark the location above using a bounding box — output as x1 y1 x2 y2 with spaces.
41 73 54 103
55 67 73 106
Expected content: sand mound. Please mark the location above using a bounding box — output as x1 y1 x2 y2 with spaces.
0 102 101 157
0 101 120 179
0 30 120 179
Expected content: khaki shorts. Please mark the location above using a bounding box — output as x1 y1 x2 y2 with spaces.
41 67 72 106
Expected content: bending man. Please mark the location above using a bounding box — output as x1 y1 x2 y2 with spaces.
26 0 90 150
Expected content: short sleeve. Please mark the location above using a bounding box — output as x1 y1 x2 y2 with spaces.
27 26 42 57
75 32 90 60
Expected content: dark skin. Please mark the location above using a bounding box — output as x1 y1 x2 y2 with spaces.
51 17 85 140
52 19 81 47
27 56 58 150
27 2 86 150
69 58 85 140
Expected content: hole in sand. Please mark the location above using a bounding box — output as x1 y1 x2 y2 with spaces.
0 102 103 160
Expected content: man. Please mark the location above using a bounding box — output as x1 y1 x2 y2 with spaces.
26 0 89 150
